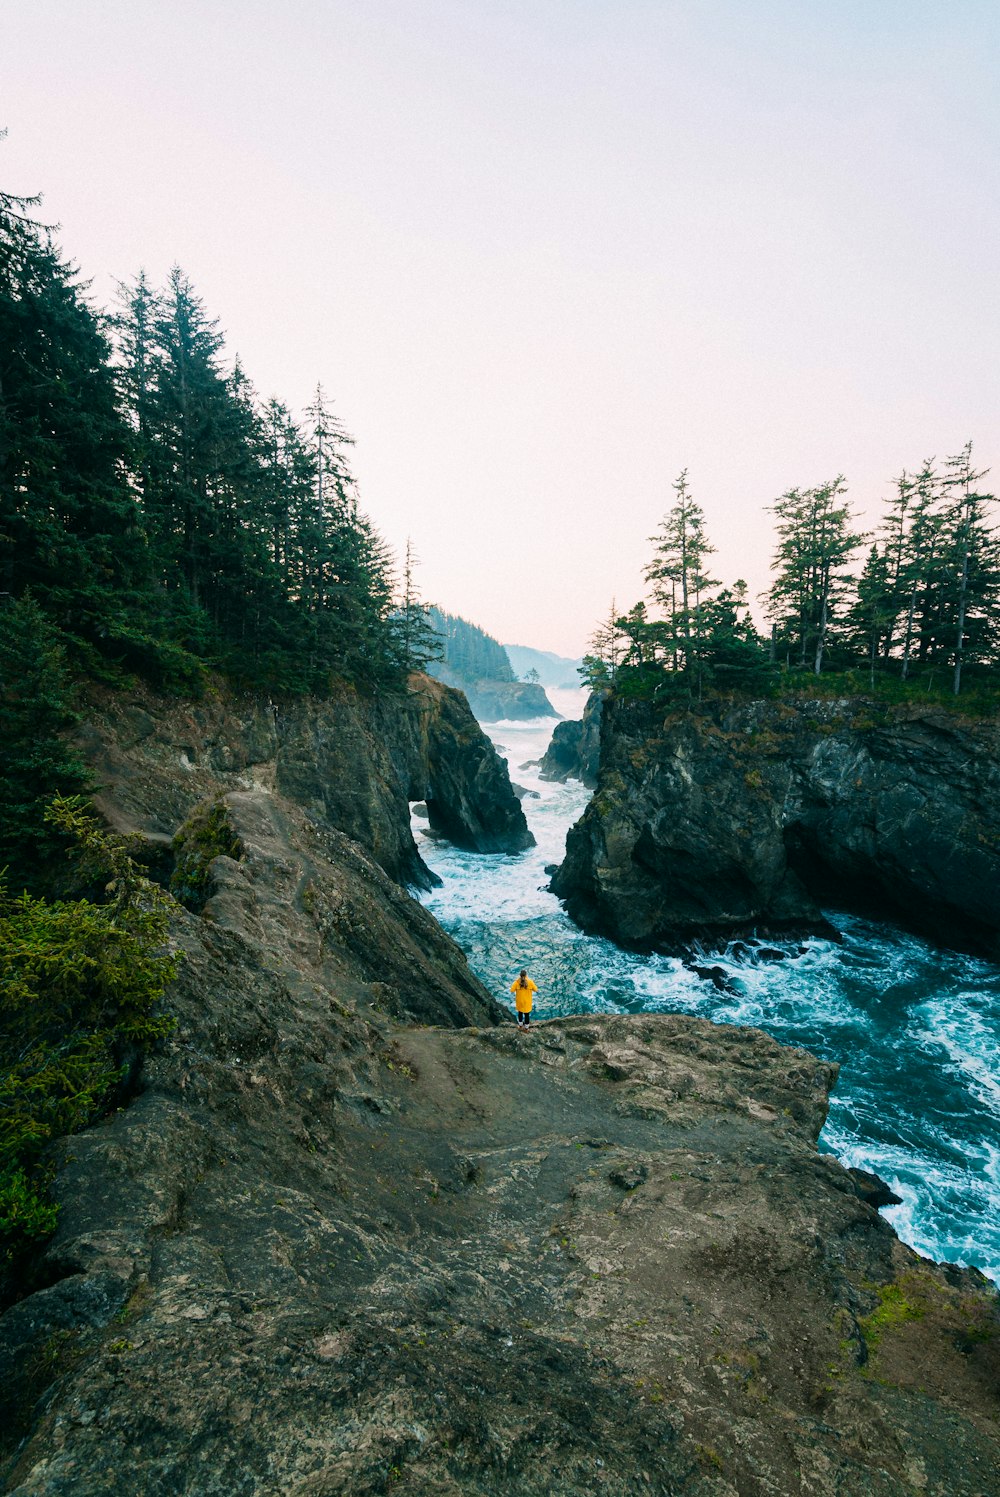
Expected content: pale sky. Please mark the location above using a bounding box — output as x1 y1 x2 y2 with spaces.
4 1 999 656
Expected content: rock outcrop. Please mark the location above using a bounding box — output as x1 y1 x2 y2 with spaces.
3 877 998 1496
553 695 1000 956
79 672 533 893
461 677 560 722
539 689 604 787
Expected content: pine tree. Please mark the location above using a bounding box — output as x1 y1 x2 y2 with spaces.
698 581 771 692
0 178 148 653
148 266 230 615
939 443 998 694
848 546 894 686
0 596 90 894
645 470 718 678
580 599 625 689
393 539 440 673
765 478 861 674
894 460 943 680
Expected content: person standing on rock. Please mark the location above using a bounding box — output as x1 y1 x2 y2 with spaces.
510 969 537 1028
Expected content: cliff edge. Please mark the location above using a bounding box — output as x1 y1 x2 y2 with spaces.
553 695 1000 957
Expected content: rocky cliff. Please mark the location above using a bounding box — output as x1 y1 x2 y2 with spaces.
539 689 604 787
3 686 998 1495
3 867 998 1495
553 695 1000 956
80 672 533 894
429 664 560 722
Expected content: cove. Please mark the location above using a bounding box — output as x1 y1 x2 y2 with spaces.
416 688 1000 1286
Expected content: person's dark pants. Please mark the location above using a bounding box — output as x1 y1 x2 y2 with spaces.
517 1011 530 1027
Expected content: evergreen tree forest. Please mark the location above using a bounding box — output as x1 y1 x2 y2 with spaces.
1 180 411 701
585 457 1000 705
0 170 437 1261
425 607 515 686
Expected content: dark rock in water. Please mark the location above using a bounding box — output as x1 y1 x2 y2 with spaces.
544 862 559 876
552 694 1000 959
539 690 604 787
849 1166 904 1209
688 962 740 995
754 946 789 963
412 678 535 856
511 782 540 800
411 800 429 819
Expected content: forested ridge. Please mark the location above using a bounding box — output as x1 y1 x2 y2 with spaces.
425 606 515 685
1 178 413 700
585 460 1000 705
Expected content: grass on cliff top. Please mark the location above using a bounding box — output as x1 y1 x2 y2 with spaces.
769 666 1000 718
0 799 178 1275
611 661 1000 721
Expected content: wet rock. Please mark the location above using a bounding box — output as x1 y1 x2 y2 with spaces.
848 1166 904 1209
688 963 741 995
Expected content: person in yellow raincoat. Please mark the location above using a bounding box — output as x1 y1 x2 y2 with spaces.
510 968 537 1028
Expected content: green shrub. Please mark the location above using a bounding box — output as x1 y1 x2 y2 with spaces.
0 798 178 1266
170 801 243 912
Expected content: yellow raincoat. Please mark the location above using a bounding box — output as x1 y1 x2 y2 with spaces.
510 975 537 1013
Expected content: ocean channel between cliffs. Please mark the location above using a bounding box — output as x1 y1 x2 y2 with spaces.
416 688 1000 1287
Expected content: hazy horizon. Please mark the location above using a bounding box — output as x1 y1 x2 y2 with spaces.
5 0 999 657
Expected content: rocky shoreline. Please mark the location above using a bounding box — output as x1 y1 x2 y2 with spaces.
552 695 1000 958
2 680 998 1495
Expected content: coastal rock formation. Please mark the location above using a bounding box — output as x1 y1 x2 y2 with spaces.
3 871 998 1496
460 677 560 722
429 667 559 722
553 695 1000 955
539 689 604 787
79 672 533 892
3 688 997 1495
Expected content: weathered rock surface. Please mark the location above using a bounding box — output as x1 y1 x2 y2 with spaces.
3 916 998 1496
540 690 604 787
553 695 1000 956
79 672 532 892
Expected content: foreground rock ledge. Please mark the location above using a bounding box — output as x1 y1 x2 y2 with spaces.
3 1005 997 1496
